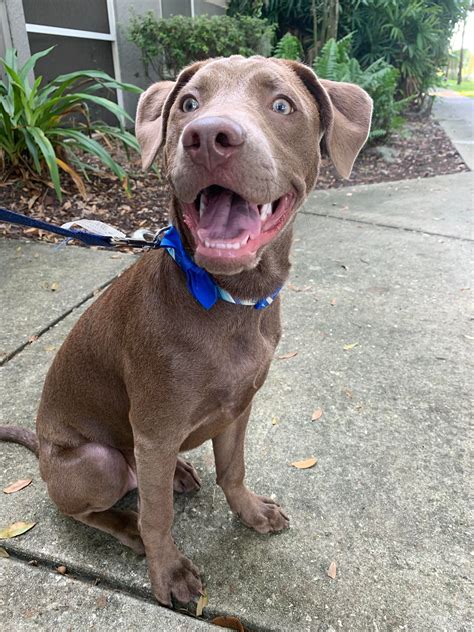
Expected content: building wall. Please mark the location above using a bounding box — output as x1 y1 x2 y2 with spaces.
194 0 227 16
162 0 191 18
114 0 163 121
1 0 228 116
0 1 12 67
0 0 30 70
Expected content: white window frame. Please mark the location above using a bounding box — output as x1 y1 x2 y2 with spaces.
24 0 123 110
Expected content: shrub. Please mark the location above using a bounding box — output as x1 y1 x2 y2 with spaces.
127 13 275 79
273 33 303 60
339 0 470 99
314 35 406 139
0 47 141 200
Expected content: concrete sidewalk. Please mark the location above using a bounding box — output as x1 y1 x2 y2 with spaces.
1 166 472 630
433 91 474 169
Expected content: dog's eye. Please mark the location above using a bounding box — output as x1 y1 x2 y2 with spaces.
182 97 199 113
272 98 293 115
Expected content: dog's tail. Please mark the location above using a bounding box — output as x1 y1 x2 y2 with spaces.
0 426 39 457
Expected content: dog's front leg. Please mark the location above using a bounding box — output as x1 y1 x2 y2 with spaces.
213 406 290 533
133 432 202 606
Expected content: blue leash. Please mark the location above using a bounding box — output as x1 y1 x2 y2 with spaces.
0 207 153 249
0 207 281 310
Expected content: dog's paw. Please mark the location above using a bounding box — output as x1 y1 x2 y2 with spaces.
151 553 203 607
173 458 201 493
234 491 290 534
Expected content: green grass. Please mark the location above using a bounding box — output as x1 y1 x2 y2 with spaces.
446 79 474 98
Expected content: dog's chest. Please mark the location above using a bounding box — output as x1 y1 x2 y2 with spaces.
180 326 276 443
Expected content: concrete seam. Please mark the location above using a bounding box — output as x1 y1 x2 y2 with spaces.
0 276 117 368
300 210 474 242
1 546 268 632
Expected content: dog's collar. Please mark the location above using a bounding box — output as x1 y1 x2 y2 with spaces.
160 226 281 310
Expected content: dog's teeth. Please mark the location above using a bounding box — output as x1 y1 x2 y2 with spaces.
199 195 207 218
203 237 249 250
260 203 272 222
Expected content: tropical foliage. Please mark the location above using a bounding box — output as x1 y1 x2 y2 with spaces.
229 0 470 99
273 33 303 60
338 0 471 98
0 47 141 200
314 35 406 139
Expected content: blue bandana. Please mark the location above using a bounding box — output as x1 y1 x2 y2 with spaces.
159 226 281 310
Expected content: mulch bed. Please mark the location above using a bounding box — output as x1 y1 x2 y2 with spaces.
0 112 469 246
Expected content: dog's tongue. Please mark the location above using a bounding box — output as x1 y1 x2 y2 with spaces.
197 188 261 242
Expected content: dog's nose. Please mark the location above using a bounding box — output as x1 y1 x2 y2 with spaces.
182 116 245 171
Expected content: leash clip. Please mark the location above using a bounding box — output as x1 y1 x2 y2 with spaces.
109 225 171 251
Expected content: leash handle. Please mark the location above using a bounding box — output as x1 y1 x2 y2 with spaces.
0 207 155 249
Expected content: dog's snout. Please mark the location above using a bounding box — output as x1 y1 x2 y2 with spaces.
182 116 245 171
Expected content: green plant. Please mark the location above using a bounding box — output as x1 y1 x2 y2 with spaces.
314 35 406 139
273 32 303 60
339 0 470 98
258 1 341 62
227 0 264 17
0 47 142 200
128 13 275 79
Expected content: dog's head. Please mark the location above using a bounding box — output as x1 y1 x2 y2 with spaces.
136 56 372 275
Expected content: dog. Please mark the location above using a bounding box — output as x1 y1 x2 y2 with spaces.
0 56 372 606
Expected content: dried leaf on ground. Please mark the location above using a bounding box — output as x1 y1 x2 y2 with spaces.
287 284 312 293
276 351 298 360
0 547 9 558
196 589 208 617
327 561 337 579
28 194 39 209
211 615 248 631
290 457 317 469
3 479 32 494
311 409 323 421
0 521 36 539
343 342 359 351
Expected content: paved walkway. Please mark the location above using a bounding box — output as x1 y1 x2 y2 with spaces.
433 90 474 169
0 101 472 630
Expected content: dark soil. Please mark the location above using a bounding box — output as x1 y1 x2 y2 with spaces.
0 112 469 246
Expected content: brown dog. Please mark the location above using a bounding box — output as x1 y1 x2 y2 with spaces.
0 56 372 606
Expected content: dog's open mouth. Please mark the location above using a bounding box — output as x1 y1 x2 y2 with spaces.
182 185 295 259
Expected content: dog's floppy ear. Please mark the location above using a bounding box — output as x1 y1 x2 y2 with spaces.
136 81 175 170
136 61 208 170
282 61 373 178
